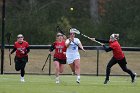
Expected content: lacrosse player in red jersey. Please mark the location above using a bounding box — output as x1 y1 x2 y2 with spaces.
49 32 67 84
9 34 30 82
91 34 136 84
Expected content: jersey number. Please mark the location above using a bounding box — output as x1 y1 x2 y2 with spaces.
58 48 62 53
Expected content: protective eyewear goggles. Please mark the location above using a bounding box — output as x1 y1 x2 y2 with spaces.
70 33 75 35
57 35 63 37
17 36 23 38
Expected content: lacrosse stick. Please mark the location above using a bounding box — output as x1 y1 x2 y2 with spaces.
56 26 85 50
56 26 65 35
56 26 77 45
42 54 51 71
70 28 104 45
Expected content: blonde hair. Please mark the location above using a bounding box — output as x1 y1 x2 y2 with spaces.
56 33 67 41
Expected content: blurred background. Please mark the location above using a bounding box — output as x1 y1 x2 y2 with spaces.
0 0 140 75
0 0 140 46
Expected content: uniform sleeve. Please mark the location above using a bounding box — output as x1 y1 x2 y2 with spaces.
95 38 109 43
11 43 17 54
14 42 16 48
76 38 81 44
109 43 114 49
25 47 30 54
25 42 30 54
103 45 113 52
49 42 55 52
26 42 29 48
11 48 16 54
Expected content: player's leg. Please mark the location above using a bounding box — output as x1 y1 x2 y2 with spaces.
67 57 75 75
14 56 21 71
59 59 66 73
74 59 80 83
59 64 64 73
14 56 24 82
20 61 27 82
54 60 60 83
20 56 28 82
104 57 117 84
69 63 75 75
20 68 25 82
118 58 137 83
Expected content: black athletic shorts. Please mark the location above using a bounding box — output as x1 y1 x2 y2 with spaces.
14 56 28 71
117 57 127 65
53 57 66 64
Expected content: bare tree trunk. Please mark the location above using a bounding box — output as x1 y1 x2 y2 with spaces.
29 0 37 12
90 0 100 24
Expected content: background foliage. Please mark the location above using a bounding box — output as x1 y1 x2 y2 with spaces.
0 0 140 46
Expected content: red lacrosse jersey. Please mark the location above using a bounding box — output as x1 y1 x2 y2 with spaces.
109 40 124 60
53 41 67 59
14 40 29 58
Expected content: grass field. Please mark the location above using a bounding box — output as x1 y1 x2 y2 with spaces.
0 75 140 93
1 49 140 93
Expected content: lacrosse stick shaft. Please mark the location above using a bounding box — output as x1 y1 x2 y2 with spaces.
42 54 50 71
8 45 11 65
81 34 103 45
9 54 11 65
49 54 51 75
70 28 104 45
71 40 85 52
93 40 104 45
56 27 85 51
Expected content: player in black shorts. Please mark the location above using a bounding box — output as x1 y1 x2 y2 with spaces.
9 34 30 82
49 33 67 84
91 34 136 84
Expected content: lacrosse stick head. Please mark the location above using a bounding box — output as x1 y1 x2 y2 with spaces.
6 32 11 43
70 28 80 34
56 26 65 35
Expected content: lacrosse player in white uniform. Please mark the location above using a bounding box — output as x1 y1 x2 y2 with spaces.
65 28 85 84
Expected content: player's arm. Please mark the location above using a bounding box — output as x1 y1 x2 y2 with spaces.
22 42 30 55
49 43 55 56
24 47 30 55
103 45 113 52
26 47 30 53
49 43 55 52
78 41 85 52
10 47 16 54
10 43 17 54
95 38 109 43
79 43 85 52
65 39 71 48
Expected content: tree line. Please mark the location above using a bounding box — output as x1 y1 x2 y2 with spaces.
0 0 140 46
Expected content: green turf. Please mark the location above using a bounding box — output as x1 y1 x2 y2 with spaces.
0 75 140 93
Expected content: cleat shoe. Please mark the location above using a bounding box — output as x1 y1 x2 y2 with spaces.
72 72 75 76
56 77 60 84
76 78 80 84
104 79 109 84
20 77 25 82
132 73 137 83
56 80 60 84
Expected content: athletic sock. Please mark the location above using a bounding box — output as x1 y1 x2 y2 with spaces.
76 76 80 83
56 76 60 84
77 76 80 79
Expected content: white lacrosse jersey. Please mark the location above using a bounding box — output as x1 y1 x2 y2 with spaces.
65 38 81 60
